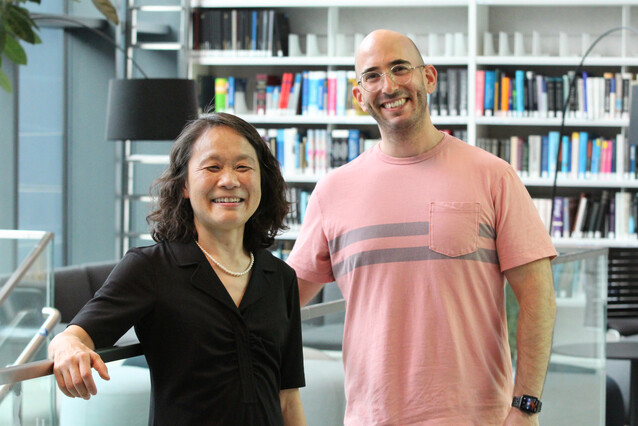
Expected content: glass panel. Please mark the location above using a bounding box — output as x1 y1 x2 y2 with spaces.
541 249 607 425
0 230 55 425
506 249 607 425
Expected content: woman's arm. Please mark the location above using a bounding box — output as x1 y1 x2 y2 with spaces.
48 325 110 399
280 388 306 426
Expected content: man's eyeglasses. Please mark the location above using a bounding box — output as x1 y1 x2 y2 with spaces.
357 64 426 92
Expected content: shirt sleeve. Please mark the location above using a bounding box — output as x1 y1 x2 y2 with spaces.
286 184 336 284
279 266 306 390
493 167 557 272
70 248 156 349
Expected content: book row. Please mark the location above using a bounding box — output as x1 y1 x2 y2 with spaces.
257 127 377 177
534 191 638 240
257 127 467 177
198 68 469 118
477 132 638 180
476 69 635 119
192 8 290 57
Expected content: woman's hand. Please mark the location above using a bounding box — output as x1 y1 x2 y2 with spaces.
48 325 110 399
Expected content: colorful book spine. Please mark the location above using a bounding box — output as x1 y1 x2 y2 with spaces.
484 70 496 116
475 70 485 116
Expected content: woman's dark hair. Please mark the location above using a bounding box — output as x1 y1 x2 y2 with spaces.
147 112 288 252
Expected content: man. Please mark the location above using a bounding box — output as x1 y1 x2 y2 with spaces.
286 30 556 425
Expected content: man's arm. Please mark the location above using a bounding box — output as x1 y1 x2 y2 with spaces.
297 278 326 307
280 388 306 425
503 257 556 425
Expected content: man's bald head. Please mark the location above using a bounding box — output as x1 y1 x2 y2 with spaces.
354 30 424 76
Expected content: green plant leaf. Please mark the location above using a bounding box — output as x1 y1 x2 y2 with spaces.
7 5 38 44
4 35 27 65
92 0 119 25
0 68 12 93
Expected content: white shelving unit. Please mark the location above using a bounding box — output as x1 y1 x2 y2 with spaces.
118 1 638 253
185 1 638 250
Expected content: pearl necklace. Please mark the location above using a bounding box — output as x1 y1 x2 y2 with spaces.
195 241 254 277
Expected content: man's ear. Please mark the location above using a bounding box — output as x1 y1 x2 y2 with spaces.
423 65 438 95
352 85 368 112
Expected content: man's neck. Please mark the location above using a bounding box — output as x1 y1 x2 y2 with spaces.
378 125 444 158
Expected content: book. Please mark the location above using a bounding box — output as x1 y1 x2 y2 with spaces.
326 70 338 116
227 76 235 113
595 190 611 238
552 197 564 238
499 74 510 117
347 129 361 162
196 74 215 113
438 71 448 116
459 69 468 116
560 134 570 176
287 73 302 116
547 131 560 178
330 129 349 168
447 68 459 116
572 192 589 238
515 70 525 117
254 73 268 115
570 132 580 179
336 70 348 117
278 72 294 113
475 70 485 116
214 77 227 112
526 71 536 116
578 131 589 178
528 135 542 178
484 70 496 116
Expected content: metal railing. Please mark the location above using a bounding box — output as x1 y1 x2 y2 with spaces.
0 298 346 386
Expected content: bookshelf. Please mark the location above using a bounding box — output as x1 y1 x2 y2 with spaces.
113 1 638 252
181 1 638 250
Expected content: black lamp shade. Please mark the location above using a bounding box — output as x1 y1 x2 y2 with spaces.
106 78 199 141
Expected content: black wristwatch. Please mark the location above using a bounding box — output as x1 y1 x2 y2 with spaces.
512 395 542 414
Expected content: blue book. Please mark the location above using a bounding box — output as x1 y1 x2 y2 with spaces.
251 11 258 53
347 129 360 162
541 135 549 178
227 76 235 112
578 131 589 178
317 73 326 114
276 128 286 168
484 70 496 116
301 71 310 115
630 144 636 176
307 72 320 115
547 131 560 177
590 137 601 175
515 70 525 117
561 134 570 173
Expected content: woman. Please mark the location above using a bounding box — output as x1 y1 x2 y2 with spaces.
48 113 306 425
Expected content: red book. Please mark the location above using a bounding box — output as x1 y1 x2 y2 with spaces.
278 72 294 111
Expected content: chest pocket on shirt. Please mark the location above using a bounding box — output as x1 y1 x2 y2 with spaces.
429 202 480 257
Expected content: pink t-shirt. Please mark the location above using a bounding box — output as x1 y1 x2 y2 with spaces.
287 134 557 425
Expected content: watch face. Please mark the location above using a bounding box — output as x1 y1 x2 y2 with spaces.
521 396 539 412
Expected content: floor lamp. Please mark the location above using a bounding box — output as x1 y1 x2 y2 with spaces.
105 78 198 256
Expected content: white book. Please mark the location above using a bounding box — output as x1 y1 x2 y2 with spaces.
528 135 542 179
572 194 588 238
616 133 626 179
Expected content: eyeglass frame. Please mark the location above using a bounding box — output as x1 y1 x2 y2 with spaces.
357 63 427 92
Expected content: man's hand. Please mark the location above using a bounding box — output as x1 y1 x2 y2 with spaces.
48 325 110 399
